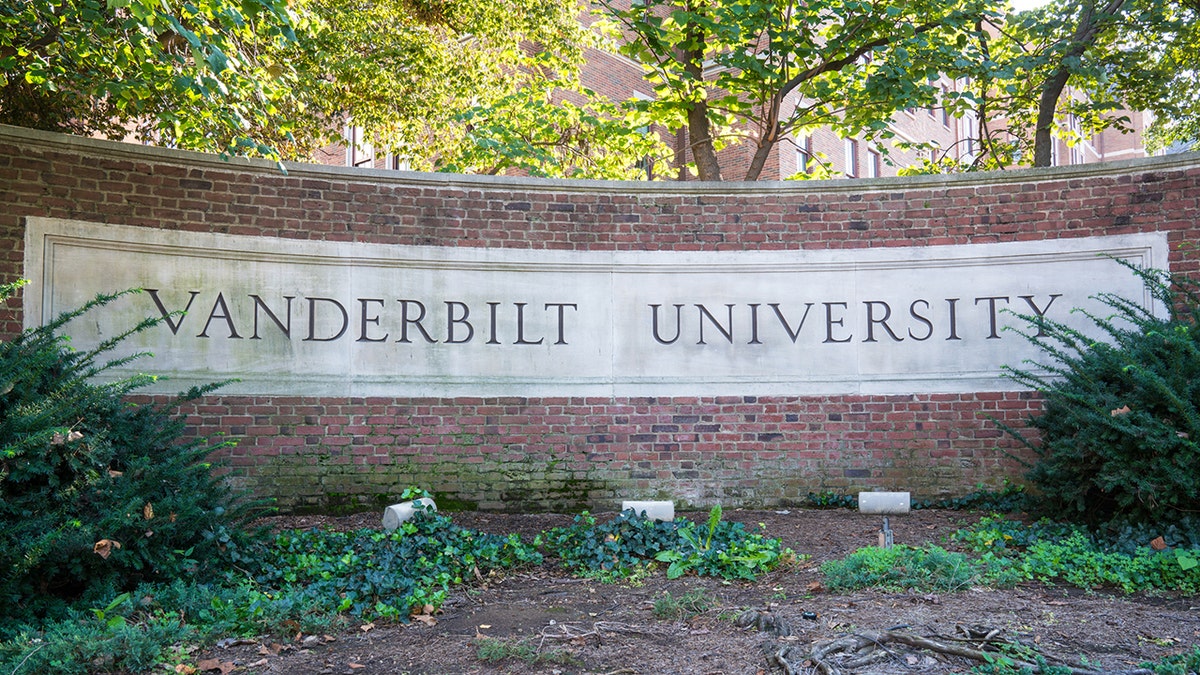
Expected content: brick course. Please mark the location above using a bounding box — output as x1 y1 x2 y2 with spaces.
3 126 1199 512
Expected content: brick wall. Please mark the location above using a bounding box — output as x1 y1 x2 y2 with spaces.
3 125 1199 512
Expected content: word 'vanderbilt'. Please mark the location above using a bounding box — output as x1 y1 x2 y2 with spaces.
145 289 1063 347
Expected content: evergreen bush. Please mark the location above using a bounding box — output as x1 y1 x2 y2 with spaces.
1003 260 1200 526
0 284 256 628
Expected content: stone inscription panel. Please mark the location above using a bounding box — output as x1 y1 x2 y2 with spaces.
24 218 1167 396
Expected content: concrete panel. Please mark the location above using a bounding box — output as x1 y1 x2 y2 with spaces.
25 217 1166 396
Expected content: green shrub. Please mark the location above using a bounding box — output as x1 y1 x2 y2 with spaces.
256 511 542 620
0 598 193 675
821 545 978 592
542 507 791 581
1147 646 1200 675
1003 260 1200 527
0 287 256 629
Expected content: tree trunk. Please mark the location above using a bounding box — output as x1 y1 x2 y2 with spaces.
682 8 722 181
1030 0 1127 167
744 96 783 181
687 100 723 181
1032 66 1072 167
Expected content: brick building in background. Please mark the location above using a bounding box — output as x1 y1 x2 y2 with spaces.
323 8 1154 180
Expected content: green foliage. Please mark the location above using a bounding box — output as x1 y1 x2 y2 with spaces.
598 0 998 180
899 0 1200 170
1003 261 1200 527
956 516 1200 593
438 79 670 180
0 288 256 630
821 545 977 592
911 483 1028 512
475 637 578 666
971 653 1073 675
0 577 356 674
805 491 858 509
806 484 1026 512
256 511 542 620
0 0 302 158
0 596 193 675
543 508 791 582
280 0 660 178
1147 646 1200 675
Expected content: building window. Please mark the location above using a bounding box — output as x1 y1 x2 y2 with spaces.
795 135 812 174
345 125 374 168
1067 114 1084 165
844 139 859 177
940 85 951 127
866 148 881 178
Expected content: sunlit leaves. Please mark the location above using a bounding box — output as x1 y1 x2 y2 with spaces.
599 0 999 180
0 0 302 157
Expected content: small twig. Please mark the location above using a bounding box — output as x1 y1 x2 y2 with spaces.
10 643 45 675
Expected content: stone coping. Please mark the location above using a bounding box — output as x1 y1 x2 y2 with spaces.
3 123 1199 196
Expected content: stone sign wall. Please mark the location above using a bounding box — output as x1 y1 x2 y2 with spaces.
3 125 1199 511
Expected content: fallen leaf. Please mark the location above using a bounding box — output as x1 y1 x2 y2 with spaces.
51 432 65 445
478 624 491 629
108 469 123 478
1111 405 1131 416
170 512 178 522
1150 536 1167 551
93 539 122 559
144 503 154 520
175 666 196 675
805 581 823 593
359 623 375 632
411 614 437 626
196 658 220 671
68 430 83 442
348 663 366 670
248 660 268 668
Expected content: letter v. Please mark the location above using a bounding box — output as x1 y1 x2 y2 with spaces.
144 289 199 335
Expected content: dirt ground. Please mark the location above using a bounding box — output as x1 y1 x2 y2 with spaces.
198 509 1200 675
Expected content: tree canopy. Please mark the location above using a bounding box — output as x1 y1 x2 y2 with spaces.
598 0 998 180
0 0 302 156
278 0 667 178
2 0 1196 178
0 0 664 177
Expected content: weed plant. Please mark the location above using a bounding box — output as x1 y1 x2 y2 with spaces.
821 545 978 592
652 588 717 620
475 637 579 666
